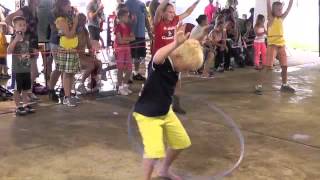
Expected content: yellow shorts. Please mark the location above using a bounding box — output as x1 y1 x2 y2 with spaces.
133 108 191 159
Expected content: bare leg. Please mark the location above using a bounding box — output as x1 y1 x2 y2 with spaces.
63 73 74 97
14 91 21 107
31 57 39 84
81 63 94 84
258 66 273 85
278 47 288 85
143 159 158 180
257 45 277 86
49 70 62 90
99 35 105 48
117 69 124 88
21 90 30 105
81 69 92 84
203 52 215 77
124 69 132 84
44 55 53 81
281 66 288 84
158 148 183 180
134 61 140 75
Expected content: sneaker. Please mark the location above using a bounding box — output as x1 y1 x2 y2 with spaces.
118 86 129 96
16 107 27 116
77 83 87 94
281 84 295 93
216 66 224 73
71 96 81 104
48 90 59 103
24 105 36 113
255 85 263 95
228 66 234 71
63 97 77 107
123 84 132 94
133 73 146 81
30 93 40 101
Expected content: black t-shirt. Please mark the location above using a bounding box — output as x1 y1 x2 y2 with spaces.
134 58 179 117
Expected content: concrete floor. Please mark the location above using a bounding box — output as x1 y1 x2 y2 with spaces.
0 50 320 180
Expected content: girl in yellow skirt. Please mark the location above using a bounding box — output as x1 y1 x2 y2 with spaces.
255 0 294 95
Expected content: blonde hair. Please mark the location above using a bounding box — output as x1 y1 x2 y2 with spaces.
170 39 204 72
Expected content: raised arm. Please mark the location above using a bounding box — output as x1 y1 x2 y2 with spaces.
154 0 169 25
87 3 103 21
178 0 200 21
57 15 78 38
0 10 5 22
154 23 189 64
282 0 294 19
267 0 272 19
7 33 23 54
144 6 153 39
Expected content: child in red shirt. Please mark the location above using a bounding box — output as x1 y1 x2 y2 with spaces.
114 9 135 96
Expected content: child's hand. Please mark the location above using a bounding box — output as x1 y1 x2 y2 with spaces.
21 53 30 59
14 32 23 42
174 23 190 47
73 15 79 26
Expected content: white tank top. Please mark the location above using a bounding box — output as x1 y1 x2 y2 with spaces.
254 27 265 43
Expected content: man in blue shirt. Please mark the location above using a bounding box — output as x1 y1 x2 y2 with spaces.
125 0 152 81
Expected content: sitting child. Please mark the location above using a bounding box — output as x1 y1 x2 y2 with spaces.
190 15 214 78
76 13 102 93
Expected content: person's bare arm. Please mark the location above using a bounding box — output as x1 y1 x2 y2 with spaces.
154 0 169 26
115 32 132 45
192 25 210 42
267 0 273 20
212 31 225 48
178 0 200 21
154 23 189 64
87 4 103 21
128 32 136 42
145 9 153 39
7 33 23 54
5 9 23 27
282 0 294 19
0 10 5 22
61 15 78 38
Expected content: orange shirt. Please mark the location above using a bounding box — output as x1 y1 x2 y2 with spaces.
0 32 7 58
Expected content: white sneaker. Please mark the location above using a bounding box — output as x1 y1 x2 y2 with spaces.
77 83 87 94
30 93 39 101
123 84 132 94
63 97 77 107
71 96 81 104
118 86 129 96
